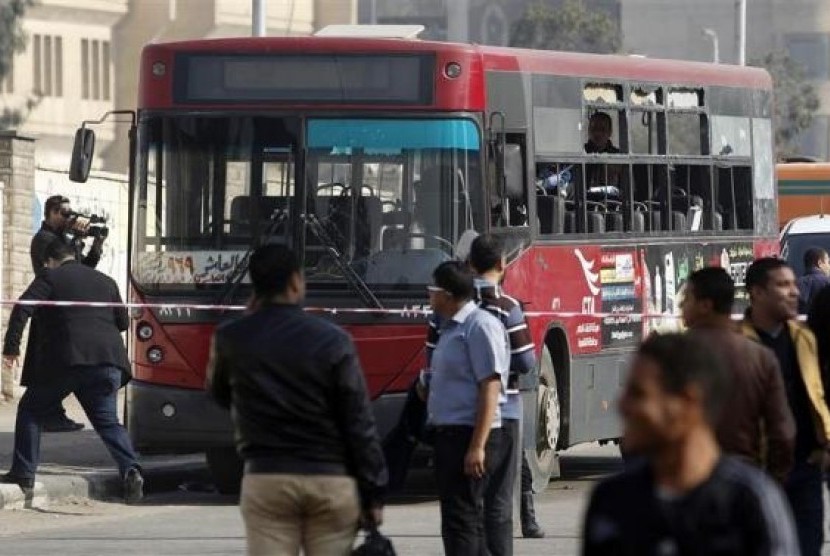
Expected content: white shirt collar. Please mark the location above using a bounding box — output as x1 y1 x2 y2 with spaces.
450 301 477 324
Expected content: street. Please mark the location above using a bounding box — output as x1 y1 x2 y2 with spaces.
0 444 620 555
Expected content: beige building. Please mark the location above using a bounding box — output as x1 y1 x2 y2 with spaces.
0 0 128 170
622 0 830 160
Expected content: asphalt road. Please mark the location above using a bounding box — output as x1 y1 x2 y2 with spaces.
0 444 622 556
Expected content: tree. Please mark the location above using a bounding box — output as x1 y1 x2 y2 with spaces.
510 0 621 54
754 51 821 158
0 0 35 130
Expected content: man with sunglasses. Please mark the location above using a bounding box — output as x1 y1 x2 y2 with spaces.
426 260 510 556
21 195 104 432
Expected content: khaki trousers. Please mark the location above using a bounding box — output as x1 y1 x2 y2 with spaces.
240 473 360 556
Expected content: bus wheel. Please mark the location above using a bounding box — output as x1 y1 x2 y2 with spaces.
524 344 561 492
205 447 243 495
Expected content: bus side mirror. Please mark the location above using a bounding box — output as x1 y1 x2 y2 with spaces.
503 143 524 200
69 127 95 183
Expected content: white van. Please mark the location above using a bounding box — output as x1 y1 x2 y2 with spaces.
780 215 830 276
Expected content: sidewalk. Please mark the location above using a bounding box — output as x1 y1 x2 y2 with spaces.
0 390 210 509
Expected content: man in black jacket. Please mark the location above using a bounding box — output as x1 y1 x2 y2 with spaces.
206 244 387 555
582 334 798 556
26 194 104 432
0 240 142 504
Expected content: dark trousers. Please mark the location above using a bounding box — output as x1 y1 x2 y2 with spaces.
10 366 139 479
484 419 517 556
521 450 532 494
382 379 428 493
434 425 504 556
785 458 824 556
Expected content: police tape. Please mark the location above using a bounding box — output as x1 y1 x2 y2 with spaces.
0 298 795 321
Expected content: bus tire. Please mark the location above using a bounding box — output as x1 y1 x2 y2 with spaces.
206 447 243 495
524 343 562 493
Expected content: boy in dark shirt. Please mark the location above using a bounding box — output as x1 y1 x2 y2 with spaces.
582 334 798 556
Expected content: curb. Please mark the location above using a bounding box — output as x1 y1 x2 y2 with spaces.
0 460 211 510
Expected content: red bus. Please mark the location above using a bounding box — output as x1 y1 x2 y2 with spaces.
70 31 777 492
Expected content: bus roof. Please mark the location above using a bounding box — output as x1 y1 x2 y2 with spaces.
145 36 771 88
140 37 772 110
777 162 830 181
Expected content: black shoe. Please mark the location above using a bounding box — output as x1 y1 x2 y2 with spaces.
521 492 546 538
0 472 34 489
42 419 84 433
123 467 144 504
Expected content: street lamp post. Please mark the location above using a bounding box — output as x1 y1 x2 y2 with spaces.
702 28 720 64
253 0 266 37
735 0 746 65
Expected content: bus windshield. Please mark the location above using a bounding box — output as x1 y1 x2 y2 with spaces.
132 115 484 294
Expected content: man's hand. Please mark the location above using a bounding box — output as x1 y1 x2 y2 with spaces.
2 355 18 369
360 505 383 529
464 445 486 479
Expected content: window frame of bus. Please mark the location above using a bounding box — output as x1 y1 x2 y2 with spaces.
533 79 758 239
172 52 436 106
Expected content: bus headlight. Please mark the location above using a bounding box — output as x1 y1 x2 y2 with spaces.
136 322 154 341
161 403 176 418
152 61 166 77
147 346 164 364
445 62 462 79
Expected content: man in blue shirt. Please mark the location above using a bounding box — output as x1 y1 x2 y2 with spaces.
427 234 544 551
427 260 510 556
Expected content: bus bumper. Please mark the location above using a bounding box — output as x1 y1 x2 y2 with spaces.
127 379 234 454
126 379 408 455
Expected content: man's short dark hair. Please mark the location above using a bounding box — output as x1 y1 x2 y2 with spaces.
590 112 613 131
468 234 504 274
249 244 301 298
804 247 828 270
687 267 734 315
745 257 790 291
44 239 75 262
637 333 730 424
433 260 474 301
44 195 69 216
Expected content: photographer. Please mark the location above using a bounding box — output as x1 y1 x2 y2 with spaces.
31 195 104 275
24 195 106 432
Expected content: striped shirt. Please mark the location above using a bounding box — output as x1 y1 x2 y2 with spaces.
426 277 536 420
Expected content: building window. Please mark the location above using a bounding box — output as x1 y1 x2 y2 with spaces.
32 34 63 97
1 55 14 94
786 34 830 80
33 34 41 93
102 41 110 101
81 39 89 99
81 39 110 101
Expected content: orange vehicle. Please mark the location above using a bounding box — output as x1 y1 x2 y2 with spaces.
777 162 830 228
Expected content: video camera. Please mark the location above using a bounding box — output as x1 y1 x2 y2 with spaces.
61 209 109 240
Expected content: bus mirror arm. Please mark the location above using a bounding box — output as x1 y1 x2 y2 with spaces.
69 110 136 183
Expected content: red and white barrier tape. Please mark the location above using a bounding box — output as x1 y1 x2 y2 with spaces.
0 298 802 321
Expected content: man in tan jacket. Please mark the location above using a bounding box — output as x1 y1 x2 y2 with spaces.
681 267 795 482
742 257 830 556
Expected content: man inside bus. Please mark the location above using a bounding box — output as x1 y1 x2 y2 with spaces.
584 112 620 155
584 112 623 197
